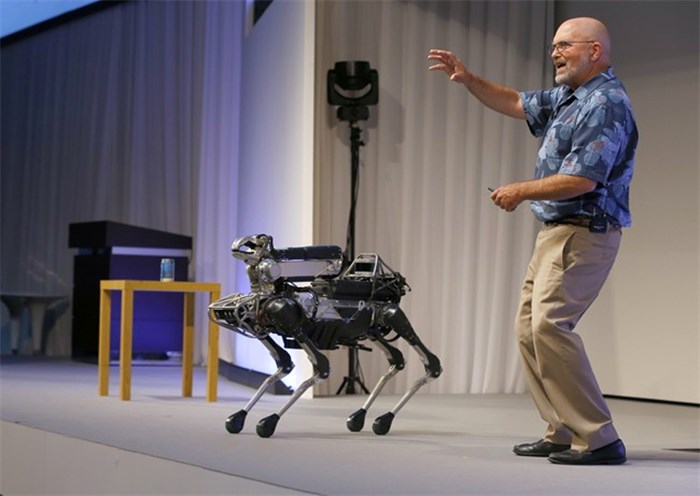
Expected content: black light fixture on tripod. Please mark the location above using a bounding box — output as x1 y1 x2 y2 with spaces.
327 61 378 395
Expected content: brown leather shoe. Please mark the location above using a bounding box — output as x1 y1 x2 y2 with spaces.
513 439 571 457
548 439 627 465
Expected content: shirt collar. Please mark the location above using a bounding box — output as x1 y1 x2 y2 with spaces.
570 67 616 100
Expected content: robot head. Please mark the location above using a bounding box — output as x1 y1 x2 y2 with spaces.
231 234 274 265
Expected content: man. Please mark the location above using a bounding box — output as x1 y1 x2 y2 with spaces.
428 17 637 465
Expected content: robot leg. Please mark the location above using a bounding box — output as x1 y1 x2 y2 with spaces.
255 298 331 438
347 334 405 432
371 304 442 435
225 335 294 434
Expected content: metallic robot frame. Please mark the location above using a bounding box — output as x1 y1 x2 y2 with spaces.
209 234 442 438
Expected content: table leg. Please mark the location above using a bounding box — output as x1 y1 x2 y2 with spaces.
182 292 194 397
119 288 134 401
9 316 21 355
28 301 47 354
98 288 112 396
2 298 26 354
206 291 220 402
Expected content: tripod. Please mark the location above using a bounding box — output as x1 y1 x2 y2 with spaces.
336 121 370 395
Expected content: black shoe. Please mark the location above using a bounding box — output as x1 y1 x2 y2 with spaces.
513 439 571 457
548 439 627 465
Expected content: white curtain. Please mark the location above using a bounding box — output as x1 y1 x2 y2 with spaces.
2 0 555 396
314 0 553 394
0 0 243 360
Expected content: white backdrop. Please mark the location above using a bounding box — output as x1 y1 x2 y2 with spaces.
220 0 317 389
555 0 699 404
313 0 553 395
2 0 696 403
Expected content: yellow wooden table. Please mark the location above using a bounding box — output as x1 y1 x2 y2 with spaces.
98 280 221 401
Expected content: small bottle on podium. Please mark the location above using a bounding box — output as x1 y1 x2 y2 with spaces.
160 258 175 282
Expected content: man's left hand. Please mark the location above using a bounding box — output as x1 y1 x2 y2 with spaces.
490 184 524 212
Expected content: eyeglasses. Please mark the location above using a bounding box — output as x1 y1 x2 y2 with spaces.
548 40 595 54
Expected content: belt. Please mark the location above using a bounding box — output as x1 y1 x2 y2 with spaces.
544 215 621 231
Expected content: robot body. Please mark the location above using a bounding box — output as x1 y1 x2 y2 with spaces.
209 234 442 437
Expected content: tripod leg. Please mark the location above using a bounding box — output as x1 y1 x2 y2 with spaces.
371 304 442 435
336 376 350 395
347 334 405 432
352 346 371 394
225 335 294 434
354 377 371 394
336 346 371 395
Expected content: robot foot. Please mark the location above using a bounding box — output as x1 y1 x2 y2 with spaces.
256 413 280 438
346 408 367 432
225 410 248 434
372 412 395 435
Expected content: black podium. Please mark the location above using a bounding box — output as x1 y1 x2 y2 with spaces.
69 221 192 360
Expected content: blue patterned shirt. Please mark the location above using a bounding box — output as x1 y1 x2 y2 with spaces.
520 67 638 226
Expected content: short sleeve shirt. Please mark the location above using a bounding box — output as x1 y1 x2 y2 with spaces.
520 67 638 226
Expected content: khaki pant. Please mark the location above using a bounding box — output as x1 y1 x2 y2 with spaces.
515 223 621 451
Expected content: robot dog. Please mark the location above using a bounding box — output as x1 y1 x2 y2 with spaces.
208 234 442 438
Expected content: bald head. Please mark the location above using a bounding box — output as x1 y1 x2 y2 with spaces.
551 17 612 88
557 17 611 64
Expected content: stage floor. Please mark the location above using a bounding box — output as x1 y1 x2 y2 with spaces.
1 358 698 495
